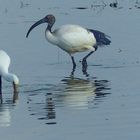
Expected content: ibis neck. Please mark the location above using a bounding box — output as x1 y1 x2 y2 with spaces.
45 27 58 45
47 24 52 32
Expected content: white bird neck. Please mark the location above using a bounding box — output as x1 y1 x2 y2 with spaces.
45 29 58 45
1 71 19 84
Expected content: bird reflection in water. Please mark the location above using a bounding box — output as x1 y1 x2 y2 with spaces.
0 100 18 127
40 93 56 125
45 93 55 120
0 104 11 127
57 66 110 109
0 88 19 104
54 76 110 109
0 83 19 127
28 92 56 125
27 71 110 124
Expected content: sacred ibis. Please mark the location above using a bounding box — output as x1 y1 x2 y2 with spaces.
26 14 111 69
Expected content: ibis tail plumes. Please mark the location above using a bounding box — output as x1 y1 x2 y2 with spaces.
88 29 111 46
26 14 111 70
0 50 19 103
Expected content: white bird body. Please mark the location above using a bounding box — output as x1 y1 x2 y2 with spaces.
0 50 10 75
46 24 96 54
0 50 19 94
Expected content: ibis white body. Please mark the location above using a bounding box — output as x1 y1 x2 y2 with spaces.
45 24 97 54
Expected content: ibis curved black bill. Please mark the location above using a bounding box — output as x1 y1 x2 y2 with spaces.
26 18 47 38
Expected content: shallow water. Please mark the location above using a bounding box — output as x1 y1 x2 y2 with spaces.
0 0 140 140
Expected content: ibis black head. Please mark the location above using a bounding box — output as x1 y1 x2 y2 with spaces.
26 14 55 38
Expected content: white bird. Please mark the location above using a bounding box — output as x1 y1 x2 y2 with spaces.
26 14 111 70
0 50 19 98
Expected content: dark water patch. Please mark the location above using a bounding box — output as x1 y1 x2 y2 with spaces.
28 93 38 96
136 6 140 9
71 1 107 13
135 0 140 9
46 122 57 125
90 64 126 69
135 5 140 9
102 65 125 69
86 63 103 67
109 2 118 8
72 7 88 10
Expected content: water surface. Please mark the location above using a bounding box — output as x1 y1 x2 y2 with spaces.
0 0 140 140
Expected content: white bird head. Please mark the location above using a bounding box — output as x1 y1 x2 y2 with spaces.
12 74 19 85
26 14 55 37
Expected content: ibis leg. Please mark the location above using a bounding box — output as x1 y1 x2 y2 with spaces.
71 56 76 69
13 91 19 103
70 56 76 76
82 51 94 68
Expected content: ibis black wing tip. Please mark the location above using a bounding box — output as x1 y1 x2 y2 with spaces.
88 29 111 46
